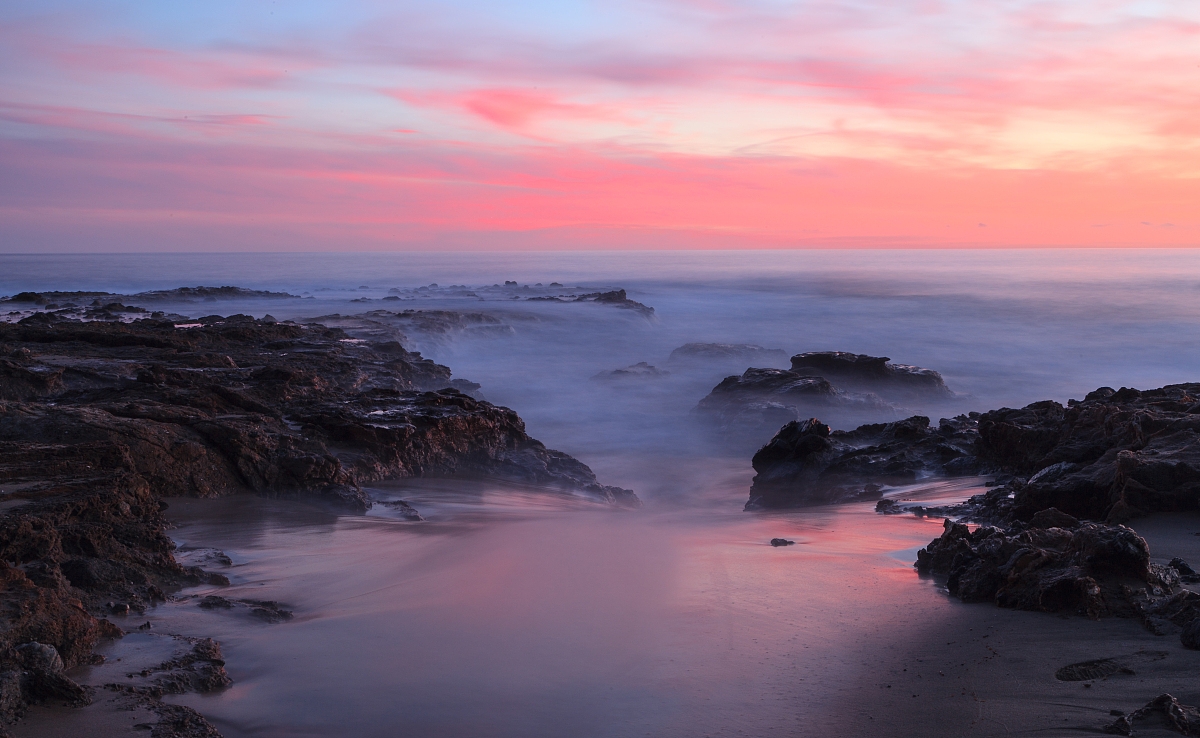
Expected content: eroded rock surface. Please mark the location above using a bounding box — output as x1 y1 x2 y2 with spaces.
746 416 979 509
750 382 1200 522
0 311 636 727
697 369 900 436
788 352 953 401
695 352 955 438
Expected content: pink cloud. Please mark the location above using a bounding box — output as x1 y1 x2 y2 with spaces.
386 88 622 134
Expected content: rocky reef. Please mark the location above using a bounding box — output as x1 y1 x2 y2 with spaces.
0 311 636 730
788 352 953 401
748 382 1200 518
695 352 951 437
746 415 979 509
527 288 654 317
747 379 1200 654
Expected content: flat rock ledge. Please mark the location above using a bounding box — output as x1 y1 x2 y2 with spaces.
0 312 636 729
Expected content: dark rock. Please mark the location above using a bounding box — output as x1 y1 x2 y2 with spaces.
875 499 905 514
788 352 954 401
1028 507 1080 529
1108 694 1200 736
914 518 1174 617
592 362 670 380
244 600 294 623
15 642 89 705
667 343 788 366
197 596 234 610
8 292 48 305
1182 619 1200 650
769 538 795 547
0 306 634 701
378 499 424 521
1170 557 1200 583
697 369 900 437
747 415 979 509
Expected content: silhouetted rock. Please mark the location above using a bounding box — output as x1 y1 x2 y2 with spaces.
915 518 1175 616
958 383 1200 524
788 352 953 401
746 415 979 509
769 538 795 547
697 369 900 436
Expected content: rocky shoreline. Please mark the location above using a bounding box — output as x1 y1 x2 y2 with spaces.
0 311 637 735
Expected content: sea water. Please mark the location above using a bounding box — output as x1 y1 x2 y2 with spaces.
6 249 1200 736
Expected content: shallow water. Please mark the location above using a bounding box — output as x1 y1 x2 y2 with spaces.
149 486 960 738
8 249 1200 734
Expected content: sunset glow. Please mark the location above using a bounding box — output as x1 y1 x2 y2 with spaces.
2 0 1198 250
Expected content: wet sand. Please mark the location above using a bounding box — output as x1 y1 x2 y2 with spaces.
17 488 1200 738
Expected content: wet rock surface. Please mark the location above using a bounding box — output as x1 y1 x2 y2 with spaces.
0 311 636 729
750 382 1200 522
695 352 954 437
915 518 1175 617
747 415 979 509
788 352 953 401
697 368 901 436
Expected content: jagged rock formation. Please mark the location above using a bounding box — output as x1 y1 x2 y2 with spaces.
915 517 1175 616
0 311 636 726
527 289 654 317
788 352 953 401
747 382 1200 521
696 368 900 436
746 416 979 509
695 352 953 438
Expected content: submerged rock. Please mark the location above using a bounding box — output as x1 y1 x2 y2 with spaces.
667 343 788 366
592 362 670 381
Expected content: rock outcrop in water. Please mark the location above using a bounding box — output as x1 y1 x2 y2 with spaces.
788 352 953 401
0 311 636 727
746 415 980 509
748 382 1200 520
591 362 670 381
696 352 952 438
696 368 900 436
667 343 788 366
528 289 654 317
748 380 1200 640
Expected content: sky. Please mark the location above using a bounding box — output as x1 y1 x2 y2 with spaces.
1 0 1198 251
